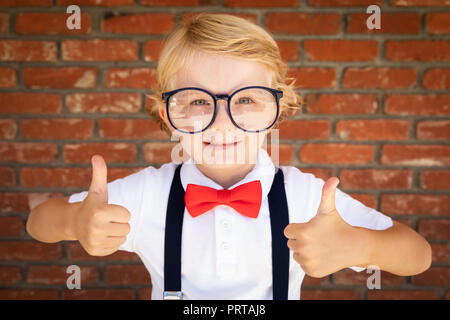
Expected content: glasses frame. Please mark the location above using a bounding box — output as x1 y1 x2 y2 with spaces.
162 86 283 134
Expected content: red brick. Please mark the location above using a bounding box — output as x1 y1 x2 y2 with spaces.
181 12 256 25
225 0 297 6
340 169 412 189
368 290 439 300
0 13 7 34
138 287 152 300
0 267 22 285
66 242 140 261
0 93 61 114
421 170 450 190
385 94 450 115
63 289 134 300
336 119 410 140
417 120 450 140
418 219 450 240
108 167 145 181
276 41 299 61
426 13 450 34
391 0 450 6
105 265 150 285
302 274 330 286
381 145 450 166
21 168 91 188
0 167 15 187
309 0 381 5
334 269 404 286
0 67 15 87
348 193 377 209
266 12 340 35
141 0 200 5
430 243 449 263
412 267 450 287
386 41 450 61
0 40 56 61
0 193 29 212
105 68 156 89
142 142 178 163
381 194 450 216
279 120 330 139
266 144 294 165
102 13 174 34
20 119 94 140
62 39 138 61
0 0 52 6
347 13 420 34
287 68 336 89
306 94 378 114
301 289 360 300
0 143 57 163
422 68 450 90
0 216 24 237
16 13 91 35
23 67 97 89
143 40 164 62
66 93 141 113
27 265 99 285
64 143 136 163
300 144 374 164
0 119 16 139
342 67 416 89
0 241 62 261
304 40 378 61
0 290 58 300
297 167 333 182
57 0 134 5
98 119 167 139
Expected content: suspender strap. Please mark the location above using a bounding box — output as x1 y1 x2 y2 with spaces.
268 167 290 300
163 164 184 299
163 164 290 300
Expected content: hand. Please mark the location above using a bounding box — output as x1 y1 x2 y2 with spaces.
74 155 131 256
284 177 368 278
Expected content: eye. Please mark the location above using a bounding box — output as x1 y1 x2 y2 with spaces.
191 99 210 106
237 97 254 104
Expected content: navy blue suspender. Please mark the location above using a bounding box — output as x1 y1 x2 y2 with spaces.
163 164 290 300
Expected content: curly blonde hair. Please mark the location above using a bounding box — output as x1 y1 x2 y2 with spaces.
146 13 303 135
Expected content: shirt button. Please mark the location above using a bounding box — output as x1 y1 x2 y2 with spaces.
221 242 230 251
221 219 230 229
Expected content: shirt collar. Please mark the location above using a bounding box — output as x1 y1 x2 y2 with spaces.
179 148 275 200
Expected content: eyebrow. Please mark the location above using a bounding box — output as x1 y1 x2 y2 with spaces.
181 82 263 95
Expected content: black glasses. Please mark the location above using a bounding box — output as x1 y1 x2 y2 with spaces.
162 86 283 134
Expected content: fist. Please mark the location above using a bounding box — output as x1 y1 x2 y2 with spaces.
284 177 363 278
74 155 131 256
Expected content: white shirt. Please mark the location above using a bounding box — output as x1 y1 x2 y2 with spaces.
68 148 393 300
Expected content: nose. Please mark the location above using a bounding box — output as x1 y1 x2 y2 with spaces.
208 98 235 131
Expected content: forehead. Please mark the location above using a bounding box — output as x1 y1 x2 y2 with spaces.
172 50 272 94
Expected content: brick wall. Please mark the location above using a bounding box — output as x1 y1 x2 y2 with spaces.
0 0 449 300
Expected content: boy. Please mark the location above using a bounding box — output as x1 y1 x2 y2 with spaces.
26 13 432 300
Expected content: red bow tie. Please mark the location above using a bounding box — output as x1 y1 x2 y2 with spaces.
184 181 262 218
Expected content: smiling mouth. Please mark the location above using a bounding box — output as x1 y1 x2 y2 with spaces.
202 141 242 149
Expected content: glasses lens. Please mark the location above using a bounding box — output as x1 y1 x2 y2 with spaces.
230 88 278 131
167 89 214 132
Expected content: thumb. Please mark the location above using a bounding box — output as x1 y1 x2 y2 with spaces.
88 154 108 203
317 177 339 215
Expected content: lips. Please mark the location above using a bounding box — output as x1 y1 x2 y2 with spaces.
202 141 241 148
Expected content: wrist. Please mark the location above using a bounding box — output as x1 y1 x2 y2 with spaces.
352 226 376 268
64 200 81 241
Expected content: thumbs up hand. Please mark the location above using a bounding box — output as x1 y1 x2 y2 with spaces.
284 177 369 278
74 155 131 256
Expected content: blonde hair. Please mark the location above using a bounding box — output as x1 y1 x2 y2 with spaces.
146 13 303 135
